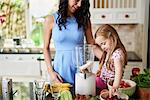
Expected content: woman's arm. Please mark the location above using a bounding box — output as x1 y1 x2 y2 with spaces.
43 15 53 73
85 19 95 44
84 19 103 59
43 15 63 82
85 21 103 60
85 20 103 59
93 45 103 60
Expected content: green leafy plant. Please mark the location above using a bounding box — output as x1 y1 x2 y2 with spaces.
132 68 150 88
31 19 43 46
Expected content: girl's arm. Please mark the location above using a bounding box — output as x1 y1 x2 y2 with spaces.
43 15 63 82
109 58 123 97
113 58 123 89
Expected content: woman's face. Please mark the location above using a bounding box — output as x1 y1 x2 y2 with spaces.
68 0 82 14
95 36 112 52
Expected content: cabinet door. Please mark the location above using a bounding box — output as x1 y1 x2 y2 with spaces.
39 61 54 81
40 61 47 79
0 60 41 76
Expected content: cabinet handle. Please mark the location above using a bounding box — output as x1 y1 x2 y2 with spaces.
125 14 130 18
18 57 22 60
101 15 106 18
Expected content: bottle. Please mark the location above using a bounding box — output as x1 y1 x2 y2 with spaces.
2 78 13 100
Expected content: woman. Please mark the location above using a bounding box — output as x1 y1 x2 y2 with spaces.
43 0 94 85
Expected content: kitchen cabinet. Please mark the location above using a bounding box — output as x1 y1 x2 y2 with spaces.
0 54 42 76
90 0 142 24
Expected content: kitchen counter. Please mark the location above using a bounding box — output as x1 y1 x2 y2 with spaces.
0 48 43 54
0 47 142 62
94 51 142 62
127 51 142 62
37 51 142 62
0 47 56 54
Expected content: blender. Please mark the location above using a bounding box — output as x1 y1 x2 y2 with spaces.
75 44 96 96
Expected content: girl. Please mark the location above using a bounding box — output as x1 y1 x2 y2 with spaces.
94 24 127 96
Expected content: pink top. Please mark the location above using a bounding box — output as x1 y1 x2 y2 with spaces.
100 49 124 83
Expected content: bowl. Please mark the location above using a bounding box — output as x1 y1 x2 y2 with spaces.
100 92 129 100
107 79 136 96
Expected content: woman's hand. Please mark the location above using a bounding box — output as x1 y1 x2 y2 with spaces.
50 71 63 83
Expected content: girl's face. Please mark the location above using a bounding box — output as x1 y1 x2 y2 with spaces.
68 0 82 14
95 36 112 52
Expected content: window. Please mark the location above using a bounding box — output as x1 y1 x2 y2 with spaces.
0 0 26 39
28 0 58 47
0 0 58 47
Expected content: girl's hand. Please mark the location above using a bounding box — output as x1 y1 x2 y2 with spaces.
100 89 109 95
50 71 63 83
109 87 118 98
96 70 101 77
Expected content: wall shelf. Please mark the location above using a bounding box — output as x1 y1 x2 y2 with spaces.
90 0 142 24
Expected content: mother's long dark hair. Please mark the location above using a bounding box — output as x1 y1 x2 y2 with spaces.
57 0 91 31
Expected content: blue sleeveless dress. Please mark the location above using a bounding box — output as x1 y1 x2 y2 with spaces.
51 12 84 84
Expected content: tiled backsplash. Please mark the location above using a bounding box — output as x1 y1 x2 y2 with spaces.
92 24 143 59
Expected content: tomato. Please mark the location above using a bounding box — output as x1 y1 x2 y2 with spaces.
106 95 118 100
79 95 85 100
119 80 130 88
85 95 91 100
74 94 80 100
132 67 140 76
74 97 79 100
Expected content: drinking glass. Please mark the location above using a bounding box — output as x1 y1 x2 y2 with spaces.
34 80 45 100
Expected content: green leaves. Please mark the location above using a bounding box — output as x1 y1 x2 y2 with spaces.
132 68 150 88
144 68 150 74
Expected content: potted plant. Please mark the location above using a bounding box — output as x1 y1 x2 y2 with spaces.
132 68 150 99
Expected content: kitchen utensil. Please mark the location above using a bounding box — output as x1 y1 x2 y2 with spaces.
75 72 96 96
75 44 96 96
75 44 95 73
100 91 129 100
107 79 136 96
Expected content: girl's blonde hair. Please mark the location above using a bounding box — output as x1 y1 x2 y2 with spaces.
95 24 127 70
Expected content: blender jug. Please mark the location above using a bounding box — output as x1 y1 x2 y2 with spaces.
75 44 96 96
75 44 94 72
